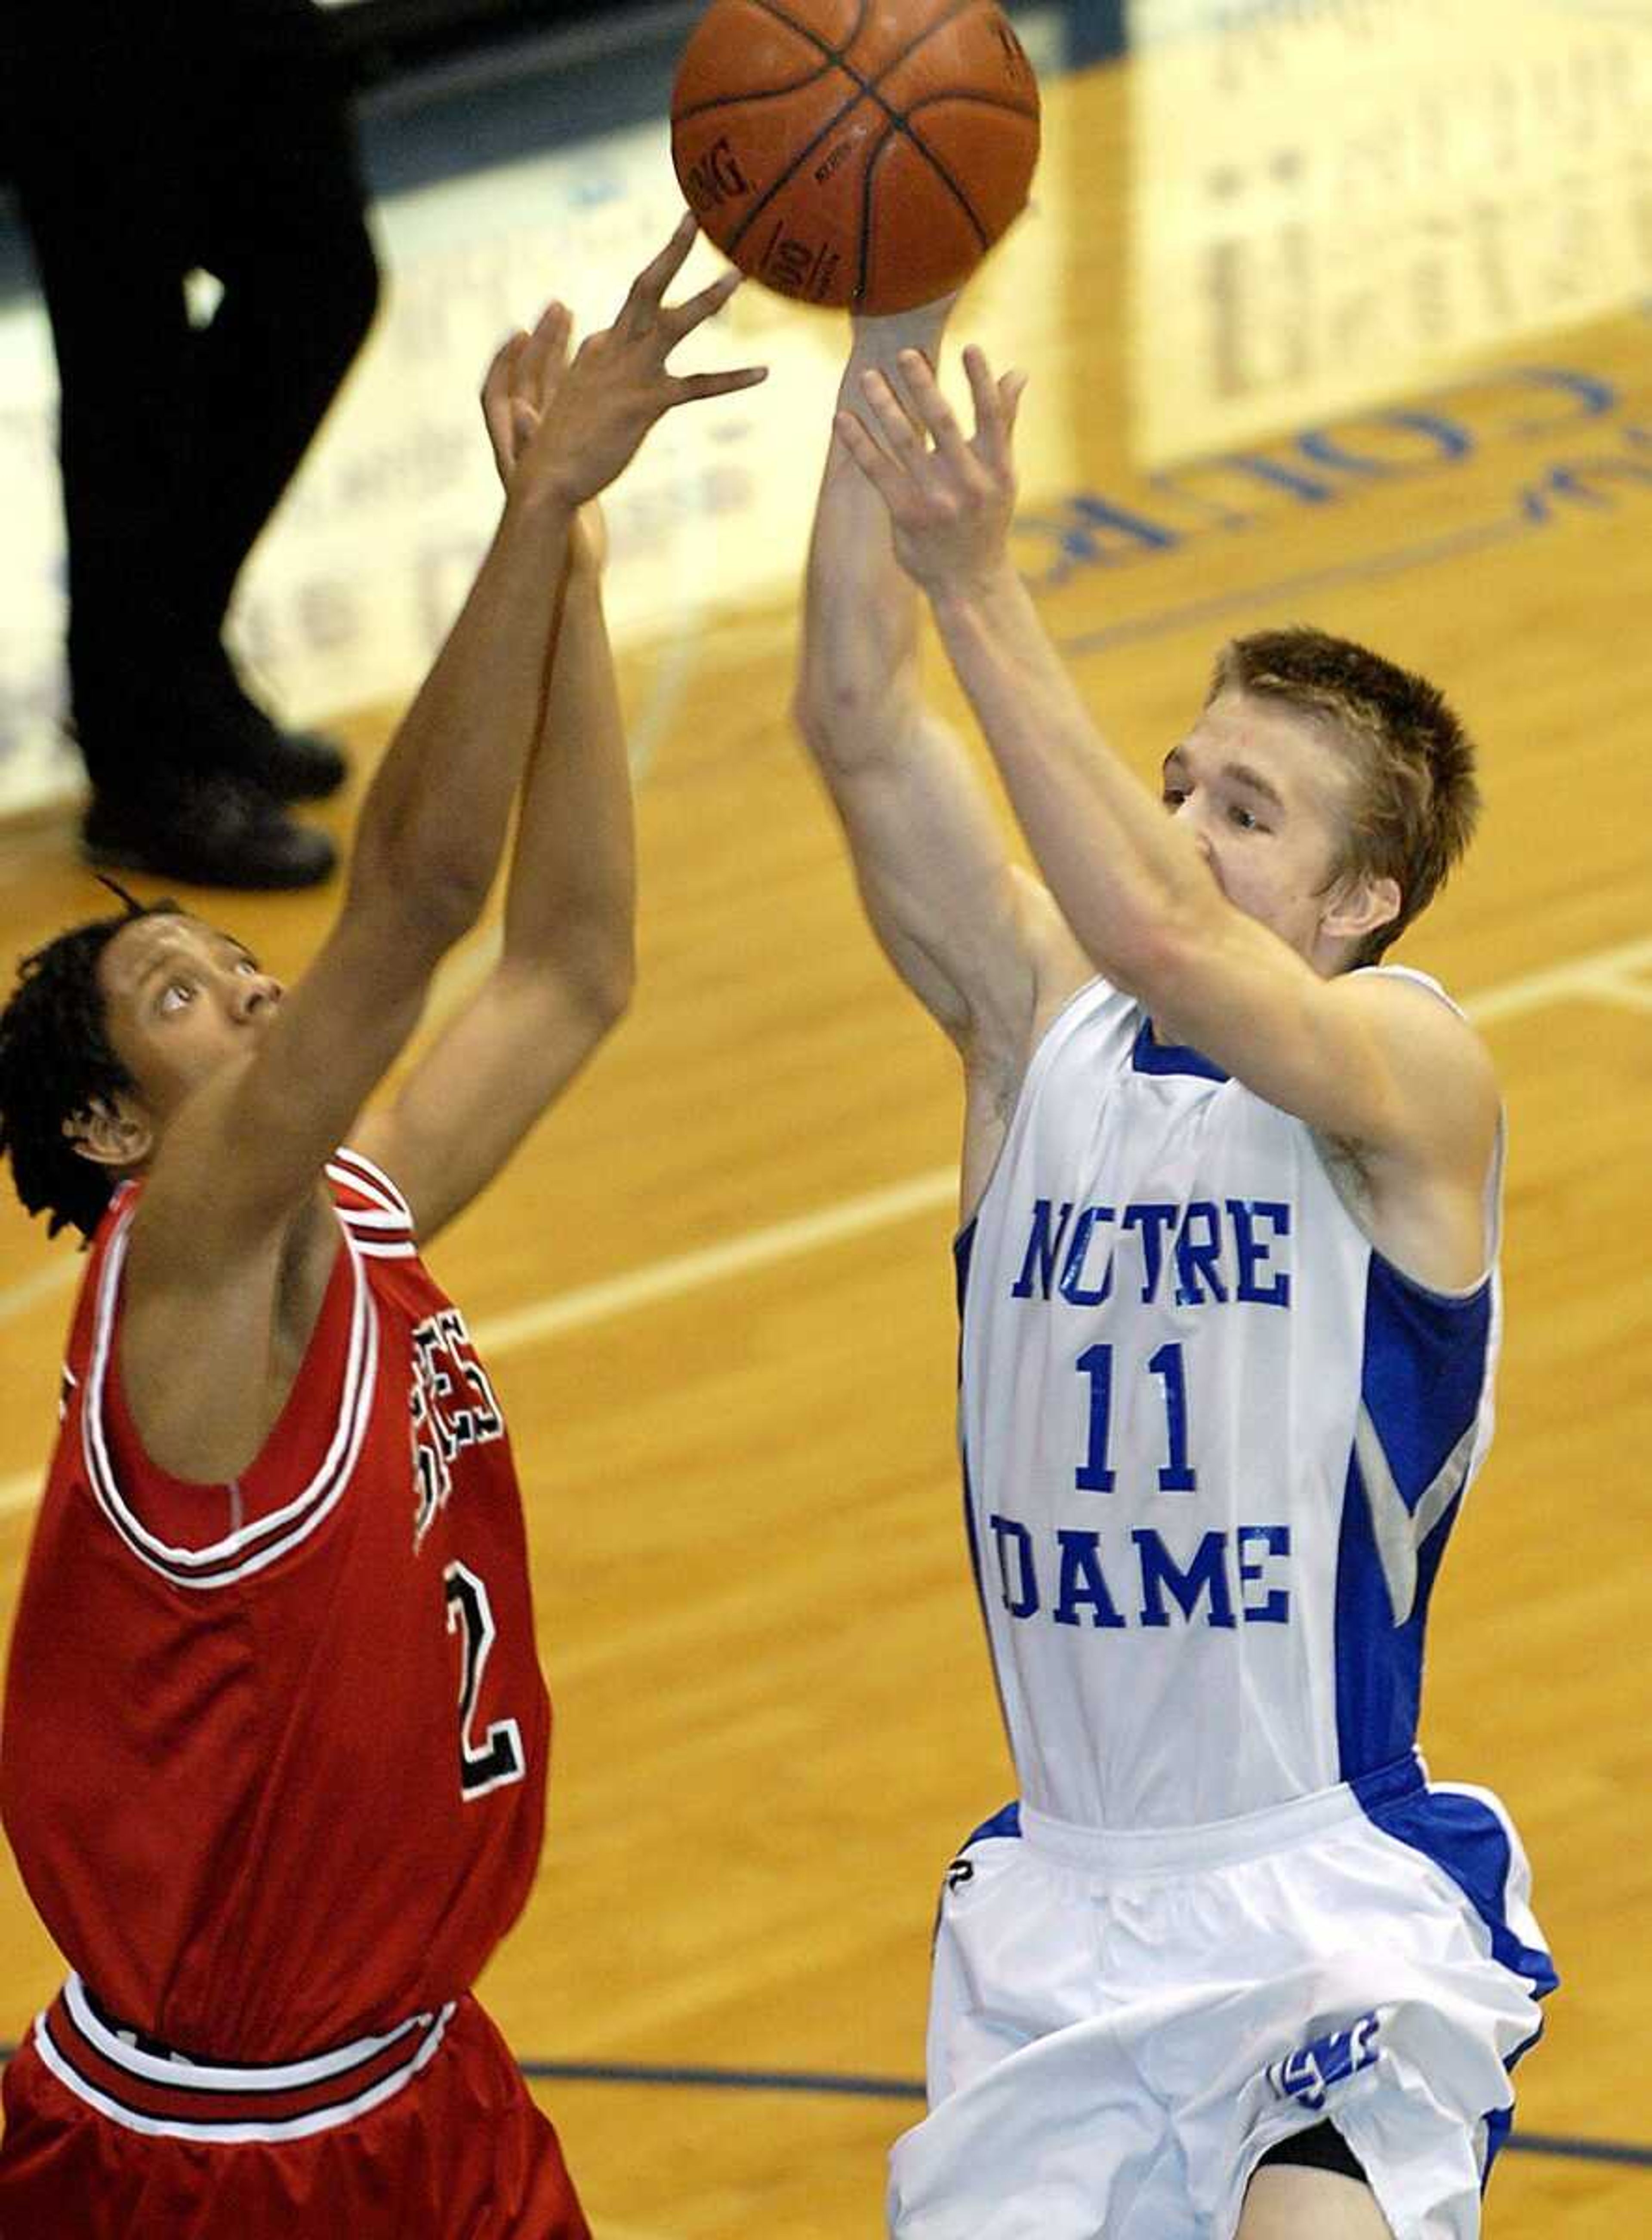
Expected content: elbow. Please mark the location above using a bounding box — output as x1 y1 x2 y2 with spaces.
1093 897 1215 1017
793 622 919 772
350 827 491 955
792 674 847 761
586 937 636 1037
792 675 911 779
540 927 636 1046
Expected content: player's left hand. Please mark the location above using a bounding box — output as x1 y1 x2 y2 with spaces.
481 301 607 566
836 345 1029 595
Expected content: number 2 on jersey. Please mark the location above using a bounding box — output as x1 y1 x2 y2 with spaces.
444 1561 527 1799
1076 1341 1197 1494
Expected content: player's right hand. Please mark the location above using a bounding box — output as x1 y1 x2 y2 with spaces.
509 214 768 510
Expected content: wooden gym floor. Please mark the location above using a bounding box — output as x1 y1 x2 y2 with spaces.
1 12 1649 2233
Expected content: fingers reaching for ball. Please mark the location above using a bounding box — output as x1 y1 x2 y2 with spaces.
835 342 1028 595
482 302 578 490
487 217 768 512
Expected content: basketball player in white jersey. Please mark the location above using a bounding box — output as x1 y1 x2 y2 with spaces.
795 299 1555 2239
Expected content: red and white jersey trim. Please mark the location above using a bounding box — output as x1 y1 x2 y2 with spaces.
79 1208 380 1590
327 1146 418 1259
33 1975 455 2142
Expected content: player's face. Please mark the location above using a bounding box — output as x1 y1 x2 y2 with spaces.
1160 690 1360 964
97 914 284 1123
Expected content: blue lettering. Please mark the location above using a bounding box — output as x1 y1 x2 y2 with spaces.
1053 1529 1127 1628
1229 1199 1292 1306
1012 1199 1074 1300
1269 2012 1381 2110
1059 1205 1116 1306
1134 1528 1236 1629
1122 1202 1177 1302
990 1514 1040 1618
1237 1525 1291 1623
1298 409 1473 478
1488 366 1615 441
1173 1201 1228 1305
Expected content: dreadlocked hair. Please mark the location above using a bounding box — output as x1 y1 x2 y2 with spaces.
0 880 179 1242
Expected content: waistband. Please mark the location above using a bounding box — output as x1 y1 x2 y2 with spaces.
32 1974 457 2143
1017 1753 1427 1876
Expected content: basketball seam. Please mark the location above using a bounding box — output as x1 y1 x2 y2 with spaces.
672 0 867 126
674 67 847 127
718 0 989 264
904 89 1040 122
896 88 1040 270
854 121 892 303
859 108 994 308
745 0 872 70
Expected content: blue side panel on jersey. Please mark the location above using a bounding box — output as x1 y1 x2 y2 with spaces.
962 1800 1023 1850
957 1214 986 1619
955 1217 977 1324
1333 1460 1465 1775
954 1215 1017 1762
1129 1018 1229 1082
1359 1256 1492 1514
1333 1255 1493 1779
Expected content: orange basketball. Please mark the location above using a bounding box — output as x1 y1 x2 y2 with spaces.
670 0 1040 315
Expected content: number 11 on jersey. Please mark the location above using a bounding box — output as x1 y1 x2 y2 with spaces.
1076 1341 1198 1495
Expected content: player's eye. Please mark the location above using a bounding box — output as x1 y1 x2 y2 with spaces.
232 956 259 976
157 980 195 1014
1162 786 1188 809
1228 803 1264 831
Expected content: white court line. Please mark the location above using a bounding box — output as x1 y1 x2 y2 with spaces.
2 935 1651 1519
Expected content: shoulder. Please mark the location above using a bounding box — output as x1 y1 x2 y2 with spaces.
1344 966 1497 1115
1334 966 1500 1215
325 1145 419 1262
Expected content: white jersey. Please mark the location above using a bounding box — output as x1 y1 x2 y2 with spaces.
959 968 1501 1832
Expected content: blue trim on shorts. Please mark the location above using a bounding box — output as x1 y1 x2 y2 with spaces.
1355 1781 1559 2177
1482 2021 1546 2185
1357 1785 1558 2000
962 1801 1023 1850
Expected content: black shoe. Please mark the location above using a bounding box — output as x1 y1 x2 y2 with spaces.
82 775 336 890
225 703 350 804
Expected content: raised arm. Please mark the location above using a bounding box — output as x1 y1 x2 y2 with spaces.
352 461 637 1239
793 306 1087 1208
120 225 765 1470
836 348 1498 1281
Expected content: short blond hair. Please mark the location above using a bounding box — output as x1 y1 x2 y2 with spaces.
1210 627 1480 965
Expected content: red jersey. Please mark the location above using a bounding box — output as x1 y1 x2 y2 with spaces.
0 1147 552 2063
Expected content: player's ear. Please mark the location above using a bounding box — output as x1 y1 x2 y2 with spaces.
1319 867 1401 947
63 1094 153 1171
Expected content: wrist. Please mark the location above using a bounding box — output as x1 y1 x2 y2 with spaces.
927 555 1022 618
850 293 957 359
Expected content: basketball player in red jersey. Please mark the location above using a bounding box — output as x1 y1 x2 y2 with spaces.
0 216 764 2240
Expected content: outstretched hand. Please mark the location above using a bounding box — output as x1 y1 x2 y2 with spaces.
481 302 607 568
835 344 1028 595
482 213 767 515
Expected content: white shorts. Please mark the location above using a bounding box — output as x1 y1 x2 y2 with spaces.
888 1758 1555 2240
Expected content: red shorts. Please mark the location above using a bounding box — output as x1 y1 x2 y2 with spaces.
0 1982 590 2240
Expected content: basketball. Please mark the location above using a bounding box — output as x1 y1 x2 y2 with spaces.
670 0 1041 315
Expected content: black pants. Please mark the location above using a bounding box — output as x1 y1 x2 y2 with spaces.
0 0 379 792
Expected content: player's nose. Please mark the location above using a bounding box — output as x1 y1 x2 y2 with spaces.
234 974 283 1023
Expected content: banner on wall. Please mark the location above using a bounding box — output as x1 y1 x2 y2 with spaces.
1129 0 1652 464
